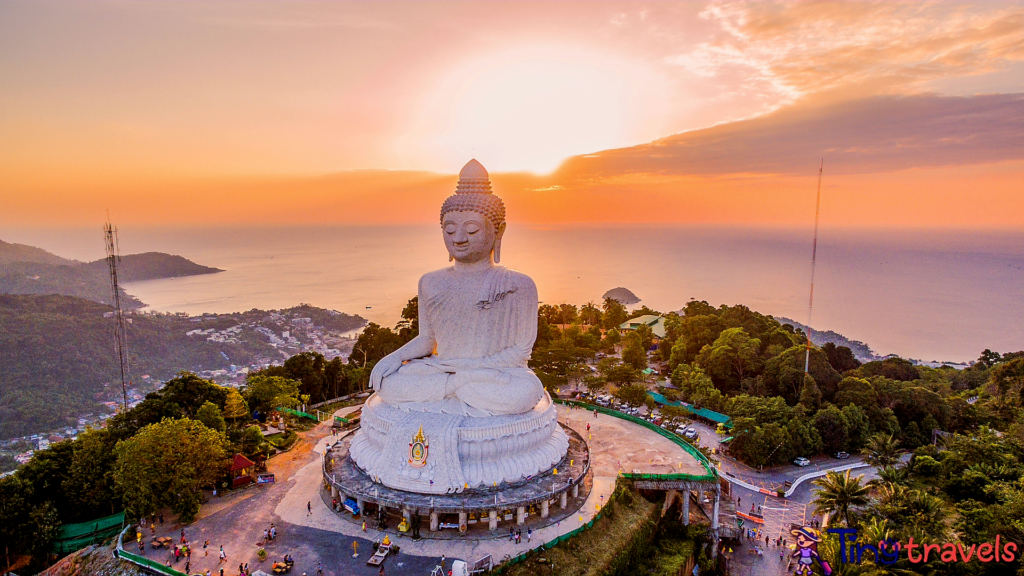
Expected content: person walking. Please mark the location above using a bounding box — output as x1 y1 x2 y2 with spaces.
307 501 312 515
219 546 226 563
270 524 276 539
527 528 532 543
362 520 367 532
204 540 210 556
316 561 323 576
159 513 165 525
509 527 514 541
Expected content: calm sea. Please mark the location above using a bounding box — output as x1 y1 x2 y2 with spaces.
5 225 1023 363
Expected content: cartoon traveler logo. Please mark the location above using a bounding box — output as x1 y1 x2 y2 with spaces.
792 526 832 576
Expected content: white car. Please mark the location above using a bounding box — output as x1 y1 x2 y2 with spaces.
683 428 698 440
793 457 811 467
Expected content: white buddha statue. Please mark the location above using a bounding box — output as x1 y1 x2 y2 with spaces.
349 159 568 494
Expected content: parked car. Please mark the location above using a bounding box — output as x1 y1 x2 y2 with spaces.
834 451 850 459
683 428 698 440
793 457 811 467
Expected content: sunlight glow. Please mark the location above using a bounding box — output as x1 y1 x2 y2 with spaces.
402 48 668 174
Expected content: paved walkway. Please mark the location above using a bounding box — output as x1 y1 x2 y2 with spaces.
135 403 703 576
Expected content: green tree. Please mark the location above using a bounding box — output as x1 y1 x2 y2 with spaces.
557 303 579 325
222 389 249 425
670 364 725 412
598 358 639 386
113 417 228 523
350 322 405 367
812 470 870 527
666 314 725 368
821 342 861 372
63 428 121 520
196 401 227 433
579 302 602 326
396 296 419 339
602 327 621 350
861 433 901 468
798 375 822 409
694 327 762 392
243 375 301 415
601 297 628 330
622 333 648 370
614 383 649 407
0 475 30 573
812 405 849 454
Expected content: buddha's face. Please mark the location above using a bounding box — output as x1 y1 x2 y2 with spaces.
442 211 504 264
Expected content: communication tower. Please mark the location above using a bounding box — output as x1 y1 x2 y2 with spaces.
104 214 130 410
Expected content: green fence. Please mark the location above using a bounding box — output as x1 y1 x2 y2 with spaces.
52 511 125 554
554 399 718 480
488 400 719 573
116 525 188 576
277 407 318 421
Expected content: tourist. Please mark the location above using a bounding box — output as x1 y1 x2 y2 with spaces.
264 529 269 542
766 535 770 547
316 561 323 575
238 563 244 575
527 528 532 543
185 560 190 574
362 520 367 532
150 523 156 535
244 562 249 575
139 541 145 554
758 504 762 514
204 540 210 556
220 569 224 576
219 546 226 563
509 527 514 541
307 501 312 515
270 524 277 539
159 513 164 525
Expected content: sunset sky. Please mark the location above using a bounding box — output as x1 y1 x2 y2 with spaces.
2 1 1023 228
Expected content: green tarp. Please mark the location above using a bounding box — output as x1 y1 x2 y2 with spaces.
52 511 125 554
647 392 733 428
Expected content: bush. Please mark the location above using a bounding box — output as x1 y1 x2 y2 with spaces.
914 455 941 476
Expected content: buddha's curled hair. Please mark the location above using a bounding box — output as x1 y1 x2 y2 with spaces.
440 159 505 231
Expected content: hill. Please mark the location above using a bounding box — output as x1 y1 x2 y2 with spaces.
0 294 365 439
775 316 879 362
82 252 222 282
0 239 78 266
0 239 222 307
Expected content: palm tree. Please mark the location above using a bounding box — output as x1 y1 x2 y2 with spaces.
870 465 909 488
813 470 871 527
861 433 902 468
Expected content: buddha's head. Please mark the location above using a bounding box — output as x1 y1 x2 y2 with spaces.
440 159 507 264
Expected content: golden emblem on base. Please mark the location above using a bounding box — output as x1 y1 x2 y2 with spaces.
408 425 429 467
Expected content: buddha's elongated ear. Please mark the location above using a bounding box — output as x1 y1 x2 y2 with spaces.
493 221 507 263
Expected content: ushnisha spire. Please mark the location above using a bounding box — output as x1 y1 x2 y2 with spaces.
440 159 506 231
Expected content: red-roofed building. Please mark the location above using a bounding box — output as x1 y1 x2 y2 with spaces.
229 453 255 488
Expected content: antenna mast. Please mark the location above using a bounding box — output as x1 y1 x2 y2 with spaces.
804 160 823 375
104 214 130 410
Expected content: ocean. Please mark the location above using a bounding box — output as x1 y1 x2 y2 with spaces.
5 225 1023 363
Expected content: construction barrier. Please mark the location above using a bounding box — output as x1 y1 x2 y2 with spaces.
52 511 125 554
276 407 318 421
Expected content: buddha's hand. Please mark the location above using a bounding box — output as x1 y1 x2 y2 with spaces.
369 353 403 391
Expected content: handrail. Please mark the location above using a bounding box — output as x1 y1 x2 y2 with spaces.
116 525 187 576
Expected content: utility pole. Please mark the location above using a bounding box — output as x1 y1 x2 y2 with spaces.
804 160 823 375
104 214 130 410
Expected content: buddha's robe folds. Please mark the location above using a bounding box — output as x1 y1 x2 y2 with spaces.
376 265 544 416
